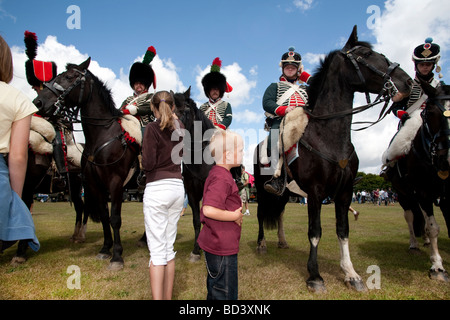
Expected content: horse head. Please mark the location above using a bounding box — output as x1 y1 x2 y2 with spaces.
34 57 97 120
341 25 412 101
173 87 215 134
419 82 450 176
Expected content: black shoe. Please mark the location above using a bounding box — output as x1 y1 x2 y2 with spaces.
264 176 286 196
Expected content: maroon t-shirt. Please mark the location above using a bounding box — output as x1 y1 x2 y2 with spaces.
197 165 242 256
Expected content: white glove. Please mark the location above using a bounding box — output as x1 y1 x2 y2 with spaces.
126 104 138 115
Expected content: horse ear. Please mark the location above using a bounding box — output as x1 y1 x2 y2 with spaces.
184 86 191 99
343 25 358 51
79 57 91 70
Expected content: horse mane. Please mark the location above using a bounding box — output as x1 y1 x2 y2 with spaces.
307 41 373 110
65 63 119 116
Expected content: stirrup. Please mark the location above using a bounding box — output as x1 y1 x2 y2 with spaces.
264 175 286 196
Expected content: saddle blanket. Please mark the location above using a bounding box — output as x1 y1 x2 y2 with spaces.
382 109 423 164
119 114 142 146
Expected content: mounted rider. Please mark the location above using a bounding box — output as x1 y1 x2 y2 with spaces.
263 47 311 195
391 38 444 123
382 38 445 174
24 31 68 177
120 45 157 133
199 57 233 130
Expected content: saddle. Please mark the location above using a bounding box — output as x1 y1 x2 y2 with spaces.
261 107 309 198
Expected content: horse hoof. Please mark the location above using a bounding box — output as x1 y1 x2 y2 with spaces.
345 278 368 292
189 253 201 263
96 253 112 260
306 280 327 294
107 261 124 271
429 269 449 282
256 246 267 254
10 256 26 267
277 241 289 249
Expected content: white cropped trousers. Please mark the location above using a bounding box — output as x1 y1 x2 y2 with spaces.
143 178 184 266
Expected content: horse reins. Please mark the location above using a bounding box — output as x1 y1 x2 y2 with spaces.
300 46 401 130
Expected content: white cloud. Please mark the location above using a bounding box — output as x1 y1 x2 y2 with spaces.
293 0 314 11
233 109 264 124
10 35 186 108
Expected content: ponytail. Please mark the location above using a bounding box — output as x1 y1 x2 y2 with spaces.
151 91 175 131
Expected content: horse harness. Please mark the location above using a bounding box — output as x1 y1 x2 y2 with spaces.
43 68 129 167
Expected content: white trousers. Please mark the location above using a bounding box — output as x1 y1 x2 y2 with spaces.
143 178 184 266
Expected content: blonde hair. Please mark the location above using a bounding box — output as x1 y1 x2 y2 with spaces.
0 35 13 83
209 129 243 163
151 90 176 131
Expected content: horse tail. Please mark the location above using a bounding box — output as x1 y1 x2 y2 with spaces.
253 143 289 230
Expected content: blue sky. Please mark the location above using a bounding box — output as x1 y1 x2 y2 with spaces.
1 0 449 173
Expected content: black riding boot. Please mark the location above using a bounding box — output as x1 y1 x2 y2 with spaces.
264 165 286 196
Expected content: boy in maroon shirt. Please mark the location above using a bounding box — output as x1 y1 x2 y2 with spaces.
197 130 244 300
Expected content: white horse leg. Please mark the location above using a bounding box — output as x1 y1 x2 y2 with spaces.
404 209 420 251
421 212 449 282
277 210 289 249
338 237 367 291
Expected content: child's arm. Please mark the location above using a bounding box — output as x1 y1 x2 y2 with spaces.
203 206 243 225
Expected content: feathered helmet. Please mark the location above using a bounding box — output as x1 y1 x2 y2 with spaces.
201 57 232 99
412 37 442 78
129 46 157 90
280 46 302 71
24 31 57 87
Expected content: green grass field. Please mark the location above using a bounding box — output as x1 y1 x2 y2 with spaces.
1 201 449 300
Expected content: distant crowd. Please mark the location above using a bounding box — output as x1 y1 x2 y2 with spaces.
354 188 397 205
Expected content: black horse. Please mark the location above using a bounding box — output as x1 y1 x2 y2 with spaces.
384 82 450 282
254 26 412 292
33 58 140 271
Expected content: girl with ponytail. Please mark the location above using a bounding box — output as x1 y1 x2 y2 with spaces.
141 90 185 300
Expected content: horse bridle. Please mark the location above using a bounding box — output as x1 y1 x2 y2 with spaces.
43 68 129 167
43 68 90 122
343 46 400 104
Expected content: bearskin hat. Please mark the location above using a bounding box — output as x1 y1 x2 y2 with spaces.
24 30 57 87
201 57 232 99
129 46 157 90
